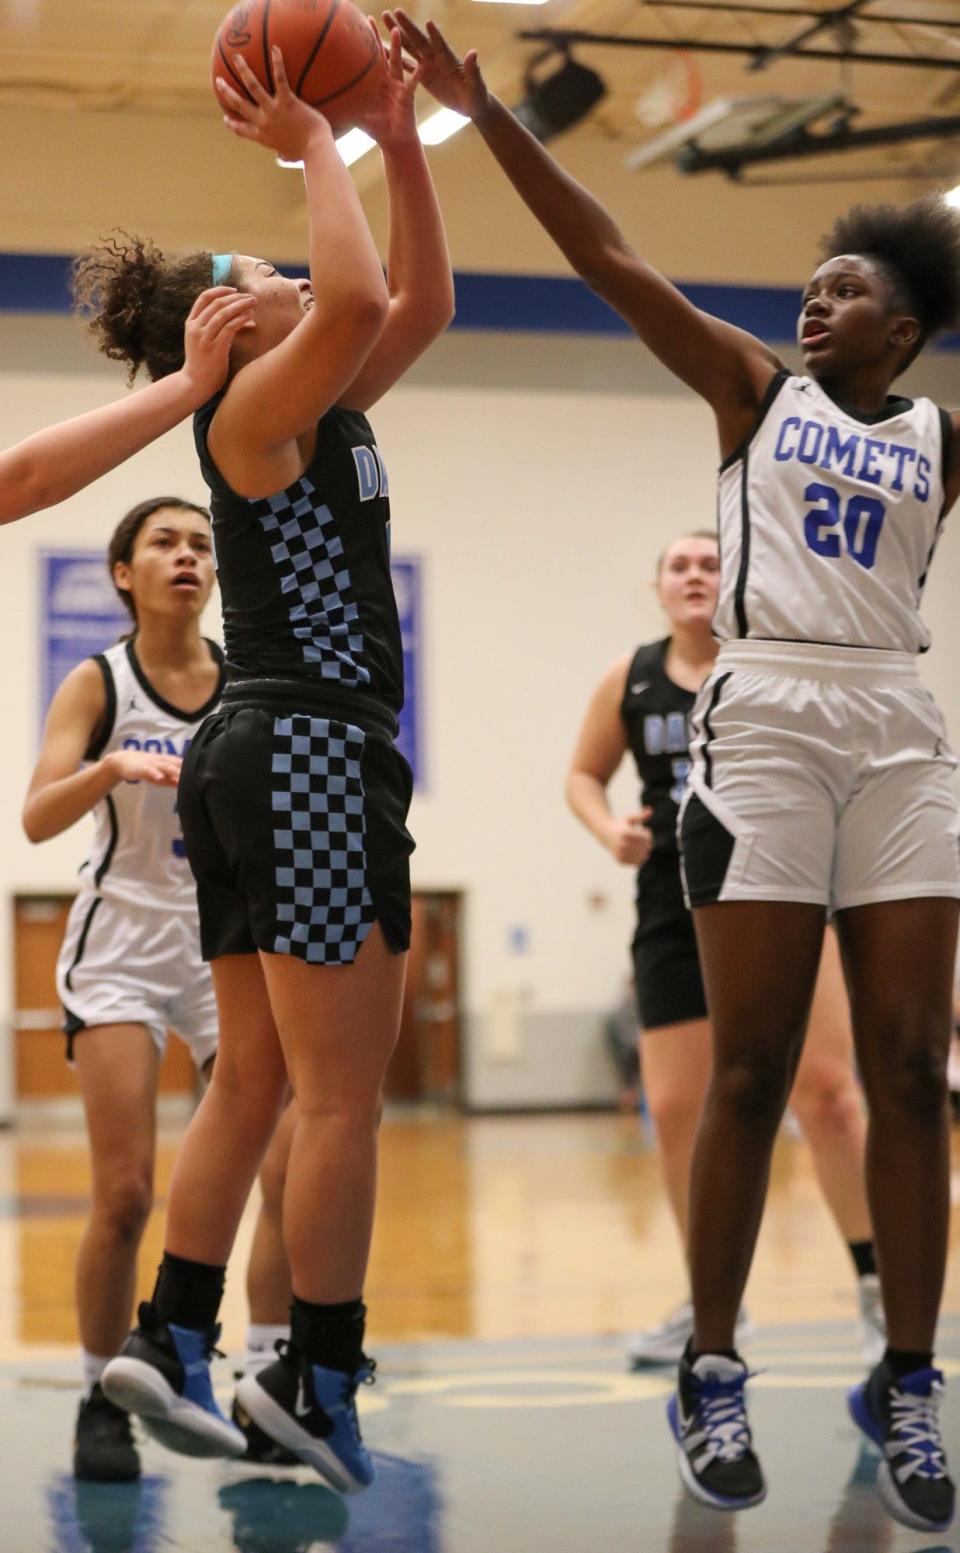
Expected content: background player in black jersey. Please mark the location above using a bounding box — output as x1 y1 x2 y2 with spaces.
72 30 453 1495
0 288 252 526
567 529 883 1367
381 13 960 1533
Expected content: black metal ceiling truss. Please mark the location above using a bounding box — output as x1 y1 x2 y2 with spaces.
517 26 960 72
678 110 960 173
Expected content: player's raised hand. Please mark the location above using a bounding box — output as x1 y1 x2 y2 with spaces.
216 47 332 160
180 287 255 404
605 808 654 867
382 11 490 122
356 20 419 149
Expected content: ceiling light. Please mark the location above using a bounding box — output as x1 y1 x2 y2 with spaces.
418 107 470 145
945 184 960 209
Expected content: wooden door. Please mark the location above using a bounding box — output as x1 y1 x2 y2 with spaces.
13 894 195 1099
385 891 462 1104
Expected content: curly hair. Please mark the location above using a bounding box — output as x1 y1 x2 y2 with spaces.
72 231 233 383
820 196 960 346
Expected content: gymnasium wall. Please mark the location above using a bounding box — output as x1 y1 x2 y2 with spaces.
1 316 959 1115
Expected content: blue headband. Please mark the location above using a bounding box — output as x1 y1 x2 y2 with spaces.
211 253 233 285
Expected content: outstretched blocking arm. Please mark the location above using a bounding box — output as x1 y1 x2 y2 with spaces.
386 13 781 449
0 287 254 527
565 656 653 869
338 23 455 412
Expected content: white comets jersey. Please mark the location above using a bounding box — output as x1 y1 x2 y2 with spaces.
76 639 224 913
714 372 950 653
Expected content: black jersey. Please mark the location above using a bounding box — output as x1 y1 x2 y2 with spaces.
193 396 403 714
620 639 697 859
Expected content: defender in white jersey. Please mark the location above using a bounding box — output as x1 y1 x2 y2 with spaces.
56 634 223 1059
385 29 960 1534
24 499 228 1485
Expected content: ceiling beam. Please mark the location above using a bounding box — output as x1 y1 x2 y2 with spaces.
746 0 877 73
518 28 960 71
638 1 960 23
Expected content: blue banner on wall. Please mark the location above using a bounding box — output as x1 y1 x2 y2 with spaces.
39 550 130 733
391 556 423 790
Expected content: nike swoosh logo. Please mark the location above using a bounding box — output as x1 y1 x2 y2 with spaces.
631 681 651 695
294 1381 312 1419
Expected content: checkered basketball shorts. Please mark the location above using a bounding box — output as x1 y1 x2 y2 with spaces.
178 703 414 964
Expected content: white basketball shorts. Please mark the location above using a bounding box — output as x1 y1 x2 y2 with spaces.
679 640 960 913
56 892 218 1067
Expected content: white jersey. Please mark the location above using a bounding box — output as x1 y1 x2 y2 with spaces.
714 371 951 653
76 638 224 913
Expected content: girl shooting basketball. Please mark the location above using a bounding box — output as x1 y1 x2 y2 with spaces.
82 29 452 1495
390 10 960 1534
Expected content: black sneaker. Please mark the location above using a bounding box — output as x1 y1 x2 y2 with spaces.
73 1383 140 1482
231 1394 302 1467
667 1349 766 1510
234 1340 376 1493
101 1300 245 1460
849 1360 955 1532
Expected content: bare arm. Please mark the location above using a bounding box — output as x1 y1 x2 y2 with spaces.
338 25 455 412
23 660 181 843
388 13 782 454
211 51 389 487
0 288 254 527
565 656 653 868
945 409 960 513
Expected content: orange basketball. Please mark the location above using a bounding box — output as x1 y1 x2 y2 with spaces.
212 0 385 133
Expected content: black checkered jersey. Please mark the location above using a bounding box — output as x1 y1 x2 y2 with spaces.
193 393 403 719
620 638 697 859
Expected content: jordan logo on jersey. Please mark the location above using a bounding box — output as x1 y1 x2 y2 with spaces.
352 444 389 502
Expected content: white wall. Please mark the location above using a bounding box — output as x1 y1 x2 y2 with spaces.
2 316 959 1113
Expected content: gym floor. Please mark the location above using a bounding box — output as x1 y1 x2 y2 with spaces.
2 1108 959 1552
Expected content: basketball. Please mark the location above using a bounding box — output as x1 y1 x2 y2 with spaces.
212 0 386 133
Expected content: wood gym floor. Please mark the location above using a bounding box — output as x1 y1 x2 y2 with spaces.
1 1106 959 1552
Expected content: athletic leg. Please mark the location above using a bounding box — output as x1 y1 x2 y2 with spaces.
838 898 957 1533
73 1023 159 1480
246 1097 296 1335
639 1019 711 1244
687 901 826 1352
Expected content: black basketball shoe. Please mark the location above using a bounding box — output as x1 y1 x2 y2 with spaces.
101 1300 245 1459
231 1393 302 1467
849 1360 954 1532
667 1348 766 1510
73 1383 140 1482
234 1340 376 1493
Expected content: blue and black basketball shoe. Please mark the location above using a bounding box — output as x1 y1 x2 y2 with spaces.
667 1348 766 1510
849 1360 954 1532
234 1340 376 1493
101 1301 245 1459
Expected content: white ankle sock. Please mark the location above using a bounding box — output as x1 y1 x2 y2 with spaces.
243 1323 290 1377
81 1349 111 1400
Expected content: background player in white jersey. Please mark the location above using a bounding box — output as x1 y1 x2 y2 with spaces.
380 15 960 1535
22 497 290 1479
567 530 884 1368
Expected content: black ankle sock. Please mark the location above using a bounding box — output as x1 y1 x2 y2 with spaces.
848 1240 877 1279
152 1252 225 1331
884 1346 934 1379
291 1296 366 1374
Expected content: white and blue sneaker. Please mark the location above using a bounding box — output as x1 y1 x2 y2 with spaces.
849 1360 955 1532
668 1349 766 1511
235 1341 375 1494
101 1301 245 1459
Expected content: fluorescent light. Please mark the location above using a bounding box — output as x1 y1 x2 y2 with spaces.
336 128 377 166
418 107 470 145
472 0 549 5
278 114 464 171
945 184 960 210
